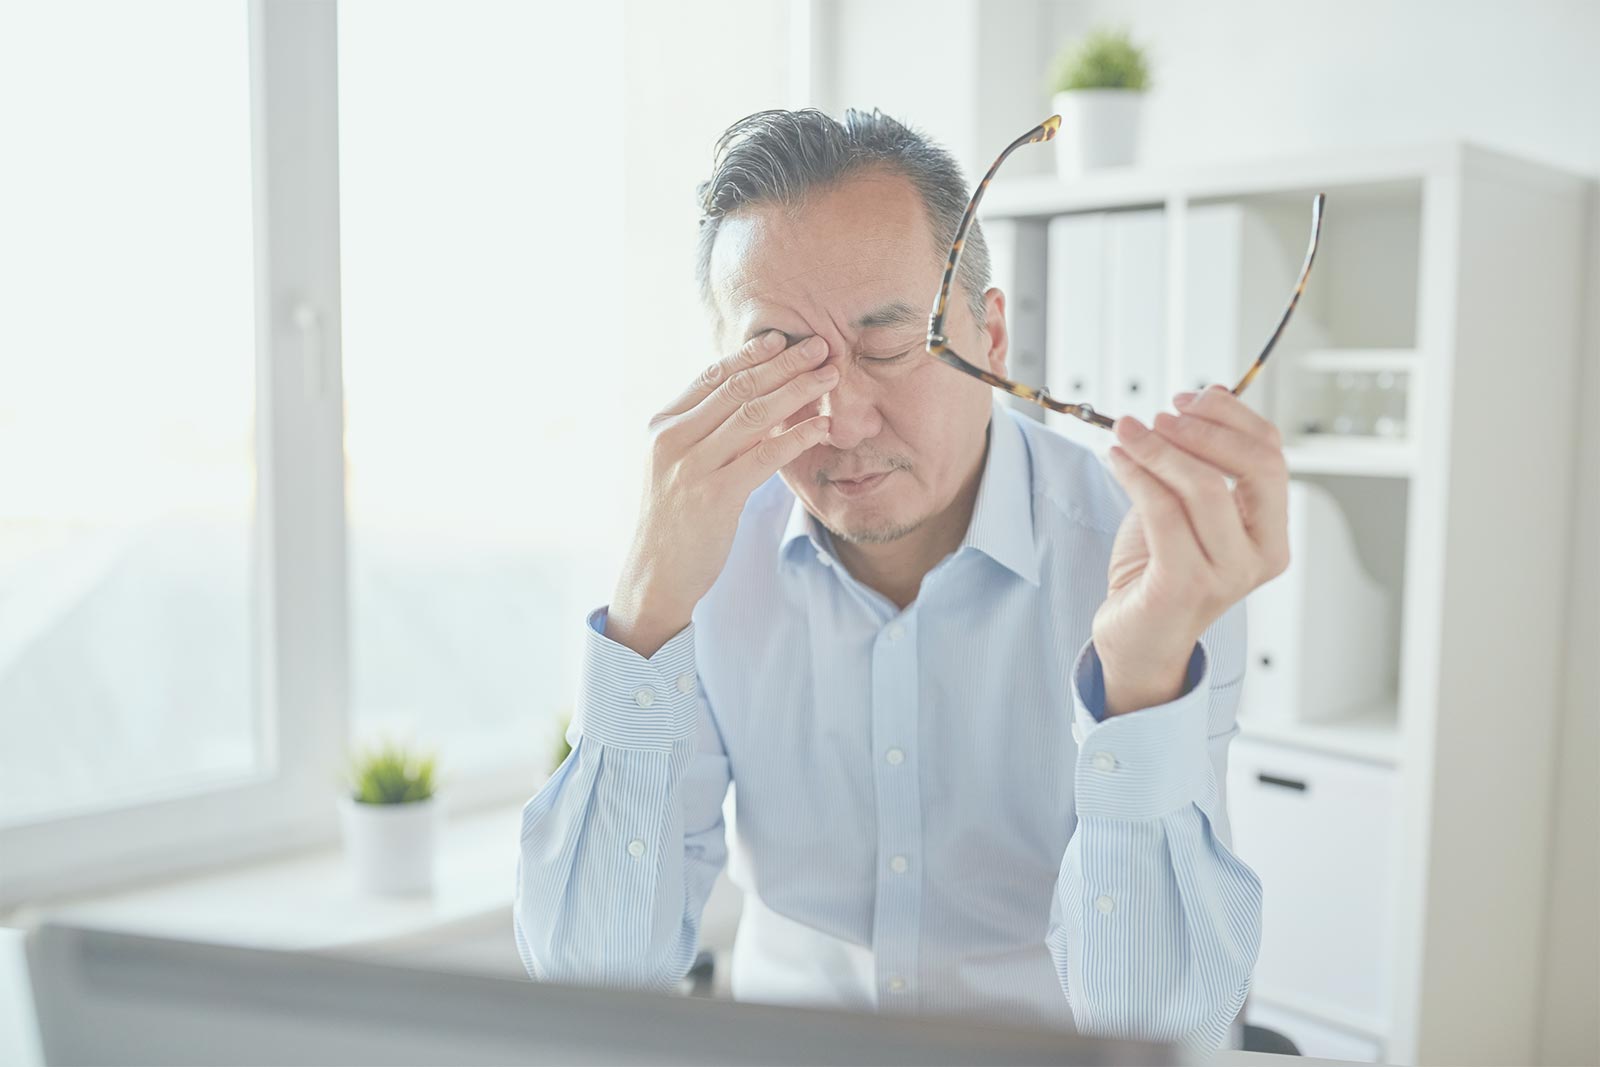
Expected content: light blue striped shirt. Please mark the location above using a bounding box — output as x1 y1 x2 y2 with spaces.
514 399 1262 1051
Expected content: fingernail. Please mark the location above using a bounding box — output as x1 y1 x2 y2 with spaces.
1174 391 1196 407
762 331 785 351
802 336 827 357
1116 416 1146 440
817 365 840 384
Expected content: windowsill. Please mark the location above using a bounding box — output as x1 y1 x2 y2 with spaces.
6 799 526 955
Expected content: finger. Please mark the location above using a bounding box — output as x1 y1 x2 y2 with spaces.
722 414 832 495
1105 443 1208 576
700 359 840 469
1113 416 1252 571
1177 383 1283 447
1152 409 1285 480
1152 409 1290 554
657 329 788 420
690 334 830 438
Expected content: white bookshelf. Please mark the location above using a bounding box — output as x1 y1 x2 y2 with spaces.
983 142 1589 1065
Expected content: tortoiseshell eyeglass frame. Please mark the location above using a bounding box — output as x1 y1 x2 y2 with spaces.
926 115 1327 429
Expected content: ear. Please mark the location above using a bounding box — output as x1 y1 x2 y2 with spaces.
981 286 1009 378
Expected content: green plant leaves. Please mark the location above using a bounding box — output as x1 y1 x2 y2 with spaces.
1050 27 1151 93
344 739 437 804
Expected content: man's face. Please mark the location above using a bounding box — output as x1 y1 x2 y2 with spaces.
708 169 1008 545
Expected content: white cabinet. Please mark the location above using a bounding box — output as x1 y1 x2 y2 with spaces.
1227 738 1398 1036
1240 480 1393 727
984 218 1049 422
1044 213 1107 448
984 142 1588 1064
1044 208 1165 446
1182 202 1313 418
1105 209 1166 424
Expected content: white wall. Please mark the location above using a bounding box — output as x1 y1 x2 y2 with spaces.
619 0 793 534
1042 0 1600 175
819 1 1598 1061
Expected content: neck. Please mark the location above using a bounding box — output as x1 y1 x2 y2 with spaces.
833 425 990 611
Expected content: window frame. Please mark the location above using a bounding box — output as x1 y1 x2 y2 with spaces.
0 0 349 909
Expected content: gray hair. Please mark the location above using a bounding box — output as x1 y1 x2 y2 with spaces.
693 107 990 340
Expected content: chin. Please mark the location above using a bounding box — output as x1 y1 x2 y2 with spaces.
819 488 926 546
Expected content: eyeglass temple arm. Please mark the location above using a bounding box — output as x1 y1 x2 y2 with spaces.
1232 192 1326 397
927 116 1061 344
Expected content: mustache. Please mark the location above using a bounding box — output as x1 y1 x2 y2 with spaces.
816 448 913 485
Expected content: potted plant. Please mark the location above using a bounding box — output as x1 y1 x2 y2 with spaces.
337 738 443 896
1047 27 1152 175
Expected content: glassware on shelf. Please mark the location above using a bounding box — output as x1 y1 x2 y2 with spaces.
1372 370 1408 438
1290 352 1415 443
1297 369 1332 435
1331 371 1359 435
1351 371 1379 435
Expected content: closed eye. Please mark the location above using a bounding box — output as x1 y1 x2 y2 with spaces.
861 348 915 365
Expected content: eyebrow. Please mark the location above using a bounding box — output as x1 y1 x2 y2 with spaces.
852 300 924 330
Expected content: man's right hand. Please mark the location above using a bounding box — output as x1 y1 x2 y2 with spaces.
606 329 837 658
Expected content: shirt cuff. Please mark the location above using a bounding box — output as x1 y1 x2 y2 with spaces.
1070 637 1213 820
572 605 700 753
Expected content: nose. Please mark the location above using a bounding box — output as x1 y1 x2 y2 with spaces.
816 355 882 452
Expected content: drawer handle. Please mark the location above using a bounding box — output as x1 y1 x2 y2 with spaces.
1257 773 1308 792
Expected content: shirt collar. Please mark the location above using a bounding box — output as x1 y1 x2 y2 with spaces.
958 398 1040 586
777 399 1039 586
779 487 828 565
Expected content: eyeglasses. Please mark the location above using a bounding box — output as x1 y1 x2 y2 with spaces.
926 115 1326 429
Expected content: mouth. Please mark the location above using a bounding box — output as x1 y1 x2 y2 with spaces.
827 471 893 498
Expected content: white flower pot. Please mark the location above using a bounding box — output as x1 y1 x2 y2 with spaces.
1051 89 1145 176
337 793 442 896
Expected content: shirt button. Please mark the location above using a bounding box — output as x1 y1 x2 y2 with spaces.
889 855 908 874
675 673 696 695
885 622 905 642
885 748 905 766
887 976 906 993
627 839 646 858
1095 894 1115 914
633 687 655 708
1093 751 1117 772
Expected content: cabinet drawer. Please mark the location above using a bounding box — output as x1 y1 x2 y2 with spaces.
1226 737 1399 1032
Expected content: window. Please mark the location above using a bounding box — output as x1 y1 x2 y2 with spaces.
337 0 626 790
0 0 781 908
0 0 345 908
0 1 257 827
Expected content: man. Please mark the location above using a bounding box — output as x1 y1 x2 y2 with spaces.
514 108 1285 1051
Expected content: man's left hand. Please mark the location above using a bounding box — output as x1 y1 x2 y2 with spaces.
1092 384 1291 716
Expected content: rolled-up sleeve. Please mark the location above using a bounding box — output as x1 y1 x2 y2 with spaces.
1046 601 1262 1051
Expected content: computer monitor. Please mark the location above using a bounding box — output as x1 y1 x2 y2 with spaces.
25 921 1189 1066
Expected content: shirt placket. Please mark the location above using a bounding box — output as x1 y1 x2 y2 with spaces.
868 607 923 1009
